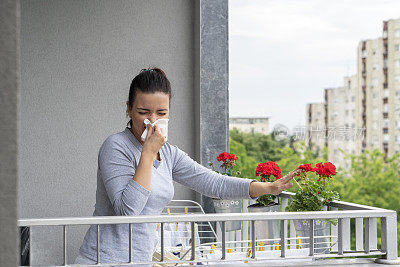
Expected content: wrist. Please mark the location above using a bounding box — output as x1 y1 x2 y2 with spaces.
141 148 157 160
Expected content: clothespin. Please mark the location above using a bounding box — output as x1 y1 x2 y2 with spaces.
176 222 179 231
210 244 215 254
156 223 159 231
259 241 265 251
167 208 171 215
244 242 252 263
297 235 303 249
227 248 232 253
185 207 188 225
274 243 280 250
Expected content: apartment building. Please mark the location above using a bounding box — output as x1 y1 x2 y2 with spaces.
359 18 400 157
307 18 400 168
305 103 326 152
229 117 270 135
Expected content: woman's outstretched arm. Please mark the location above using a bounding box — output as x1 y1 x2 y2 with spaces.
248 168 300 198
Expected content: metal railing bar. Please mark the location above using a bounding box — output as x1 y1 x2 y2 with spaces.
18 210 394 227
96 224 100 264
279 192 389 211
355 218 363 251
221 221 226 260
63 225 66 266
309 219 314 256
338 218 343 255
365 217 370 254
280 220 286 258
190 222 195 261
75 250 386 266
160 222 164 262
129 223 132 263
251 220 255 259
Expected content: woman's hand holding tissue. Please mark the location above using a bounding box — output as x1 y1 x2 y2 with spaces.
249 167 300 198
142 124 166 159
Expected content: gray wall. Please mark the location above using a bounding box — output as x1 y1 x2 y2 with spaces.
19 0 200 264
0 0 19 266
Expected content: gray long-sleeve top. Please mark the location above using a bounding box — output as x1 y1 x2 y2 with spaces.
78 127 256 264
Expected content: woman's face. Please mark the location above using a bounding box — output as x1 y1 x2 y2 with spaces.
126 91 170 139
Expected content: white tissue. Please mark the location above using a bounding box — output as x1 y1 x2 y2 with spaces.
140 118 169 142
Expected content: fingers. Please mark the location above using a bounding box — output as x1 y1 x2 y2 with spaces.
145 124 153 140
281 167 301 183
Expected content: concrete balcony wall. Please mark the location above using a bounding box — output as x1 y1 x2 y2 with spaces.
18 0 202 264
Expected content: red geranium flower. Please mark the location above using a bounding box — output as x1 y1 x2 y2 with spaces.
217 152 238 163
255 161 281 182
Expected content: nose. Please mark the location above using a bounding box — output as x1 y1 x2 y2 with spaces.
148 114 157 124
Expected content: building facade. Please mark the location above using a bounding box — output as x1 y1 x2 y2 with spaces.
229 117 270 135
306 18 400 168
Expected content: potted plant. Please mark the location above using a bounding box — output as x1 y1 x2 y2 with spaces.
247 161 282 245
209 152 243 231
285 162 339 253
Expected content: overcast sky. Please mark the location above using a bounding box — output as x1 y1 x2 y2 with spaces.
229 0 400 133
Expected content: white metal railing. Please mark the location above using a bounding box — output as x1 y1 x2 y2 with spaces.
18 192 399 266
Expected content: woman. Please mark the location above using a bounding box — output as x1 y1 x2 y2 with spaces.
75 68 299 265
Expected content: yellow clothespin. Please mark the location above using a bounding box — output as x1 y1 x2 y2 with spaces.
297 235 303 249
210 244 215 254
259 241 265 251
167 208 171 215
227 248 232 253
244 242 252 263
274 243 280 250
185 207 188 225
156 223 159 231
176 222 179 231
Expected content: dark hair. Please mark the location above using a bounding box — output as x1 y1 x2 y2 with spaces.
126 67 172 128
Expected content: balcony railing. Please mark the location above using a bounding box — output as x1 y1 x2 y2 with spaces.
18 192 399 266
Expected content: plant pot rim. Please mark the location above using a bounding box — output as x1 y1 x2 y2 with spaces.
248 202 279 208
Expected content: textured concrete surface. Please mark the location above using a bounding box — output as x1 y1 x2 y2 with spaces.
19 0 199 264
0 0 19 266
199 0 229 242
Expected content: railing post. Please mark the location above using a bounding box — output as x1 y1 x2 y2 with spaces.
280 220 286 258
160 223 164 262
63 225 67 266
96 224 100 264
338 218 343 255
343 218 351 251
330 207 338 252
221 221 226 260
365 217 370 254
191 222 196 261
250 220 256 259
309 219 314 256
355 218 363 251
379 214 398 260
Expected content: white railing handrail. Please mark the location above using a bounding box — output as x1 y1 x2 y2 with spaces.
18 209 395 227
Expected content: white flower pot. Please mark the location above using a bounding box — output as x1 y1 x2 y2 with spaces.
212 199 243 231
247 203 281 245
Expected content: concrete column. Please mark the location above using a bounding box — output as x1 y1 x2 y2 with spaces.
199 0 229 241
0 0 20 266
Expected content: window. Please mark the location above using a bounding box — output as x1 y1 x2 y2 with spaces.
373 121 378 130
395 29 400 38
397 120 400 129
351 96 355 102
396 44 400 52
383 128 389 134
395 75 400 83
372 78 379 86
352 110 355 118
345 110 349 116
372 63 379 70
373 93 377 99
373 108 379 115
395 59 400 68
372 49 378 55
